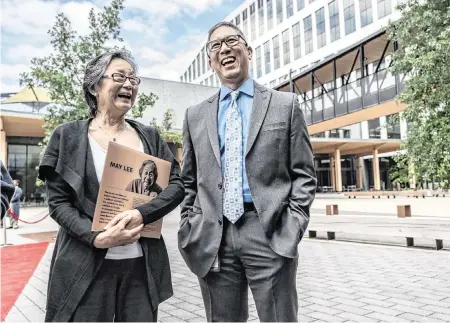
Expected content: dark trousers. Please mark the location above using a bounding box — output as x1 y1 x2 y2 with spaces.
70 257 158 322
198 209 299 322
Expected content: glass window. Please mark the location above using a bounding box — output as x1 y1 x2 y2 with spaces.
273 35 281 69
209 75 214 86
344 0 356 35
264 41 271 74
192 62 196 81
183 72 187 83
276 0 283 24
236 15 241 29
292 22 301 60
368 118 381 139
242 9 248 39
201 48 206 75
8 144 42 201
197 54 201 78
329 0 340 42
316 8 326 49
304 15 313 55
270 80 277 87
256 46 262 78
188 66 192 83
286 0 294 18
378 0 392 18
360 0 373 27
250 3 256 41
297 0 304 11
267 0 274 30
258 0 264 36
282 29 291 65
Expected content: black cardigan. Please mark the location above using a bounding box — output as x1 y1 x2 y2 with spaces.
38 118 184 322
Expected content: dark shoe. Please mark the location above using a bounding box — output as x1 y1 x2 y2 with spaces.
6 226 13 229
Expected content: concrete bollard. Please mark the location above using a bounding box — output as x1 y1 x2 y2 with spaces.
397 205 411 218
325 205 338 240
326 204 339 216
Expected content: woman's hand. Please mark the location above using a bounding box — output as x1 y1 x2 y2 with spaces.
93 216 143 249
105 209 144 231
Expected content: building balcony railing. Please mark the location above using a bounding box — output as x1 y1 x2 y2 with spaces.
300 69 407 126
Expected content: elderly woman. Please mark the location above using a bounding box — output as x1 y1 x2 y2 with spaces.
38 50 184 322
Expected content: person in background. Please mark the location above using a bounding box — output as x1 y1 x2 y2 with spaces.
178 22 317 322
38 49 184 322
8 180 22 229
1 161 15 221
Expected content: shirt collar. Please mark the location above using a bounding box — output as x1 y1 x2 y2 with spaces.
219 78 254 102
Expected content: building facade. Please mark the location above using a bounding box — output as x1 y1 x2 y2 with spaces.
179 0 409 192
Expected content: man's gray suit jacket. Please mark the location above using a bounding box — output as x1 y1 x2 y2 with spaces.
178 81 317 278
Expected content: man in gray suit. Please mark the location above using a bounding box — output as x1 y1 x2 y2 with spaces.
178 21 317 322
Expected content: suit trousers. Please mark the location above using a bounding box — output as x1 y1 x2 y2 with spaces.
198 209 298 322
69 257 158 322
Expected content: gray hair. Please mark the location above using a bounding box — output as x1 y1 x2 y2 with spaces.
207 21 247 43
83 49 138 117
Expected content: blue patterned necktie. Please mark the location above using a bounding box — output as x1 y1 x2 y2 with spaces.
223 90 244 224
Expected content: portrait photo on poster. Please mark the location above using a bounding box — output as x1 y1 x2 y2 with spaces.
125 159 163 198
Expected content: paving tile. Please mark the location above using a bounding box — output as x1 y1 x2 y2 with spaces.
169 308 201 320
18 305 45 322
159 315 187 322
308 311 345 322
4 311 29 323
398 312 444 322
430 313 450 322
421 305 450 315
331 297 367 308
336 312 377 322
14 294 35 309
333 304 373 316
357 297 396 308
365 312 409 322
390 304 433 317
362 304 403 317
305 304 342 316
297 313 316 322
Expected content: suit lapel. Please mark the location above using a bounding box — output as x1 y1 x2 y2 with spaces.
206 92 221 167
246 82 271 156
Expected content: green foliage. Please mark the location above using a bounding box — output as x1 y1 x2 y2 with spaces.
389 153 410 188
20 0 157 151
388 0 450 188
150 109 183 146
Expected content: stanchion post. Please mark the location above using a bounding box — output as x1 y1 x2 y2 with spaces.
1 216 13 247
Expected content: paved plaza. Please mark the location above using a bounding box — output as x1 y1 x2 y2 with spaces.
2 197 450 322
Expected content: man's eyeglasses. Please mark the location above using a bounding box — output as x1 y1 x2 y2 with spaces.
102 73 141 86
206 35 247 56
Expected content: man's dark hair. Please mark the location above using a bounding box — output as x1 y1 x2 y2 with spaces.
207 21 247 43
139 160 158 181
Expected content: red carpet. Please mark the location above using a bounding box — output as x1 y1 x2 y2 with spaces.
1 242 49 320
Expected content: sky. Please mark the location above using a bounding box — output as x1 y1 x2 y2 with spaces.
1 0 242 93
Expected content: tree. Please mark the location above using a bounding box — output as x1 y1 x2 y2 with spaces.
150 109 182 146
20 0 157 150
388 0 450 189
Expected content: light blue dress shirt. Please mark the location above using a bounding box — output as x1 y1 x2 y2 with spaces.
218 78 254 203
